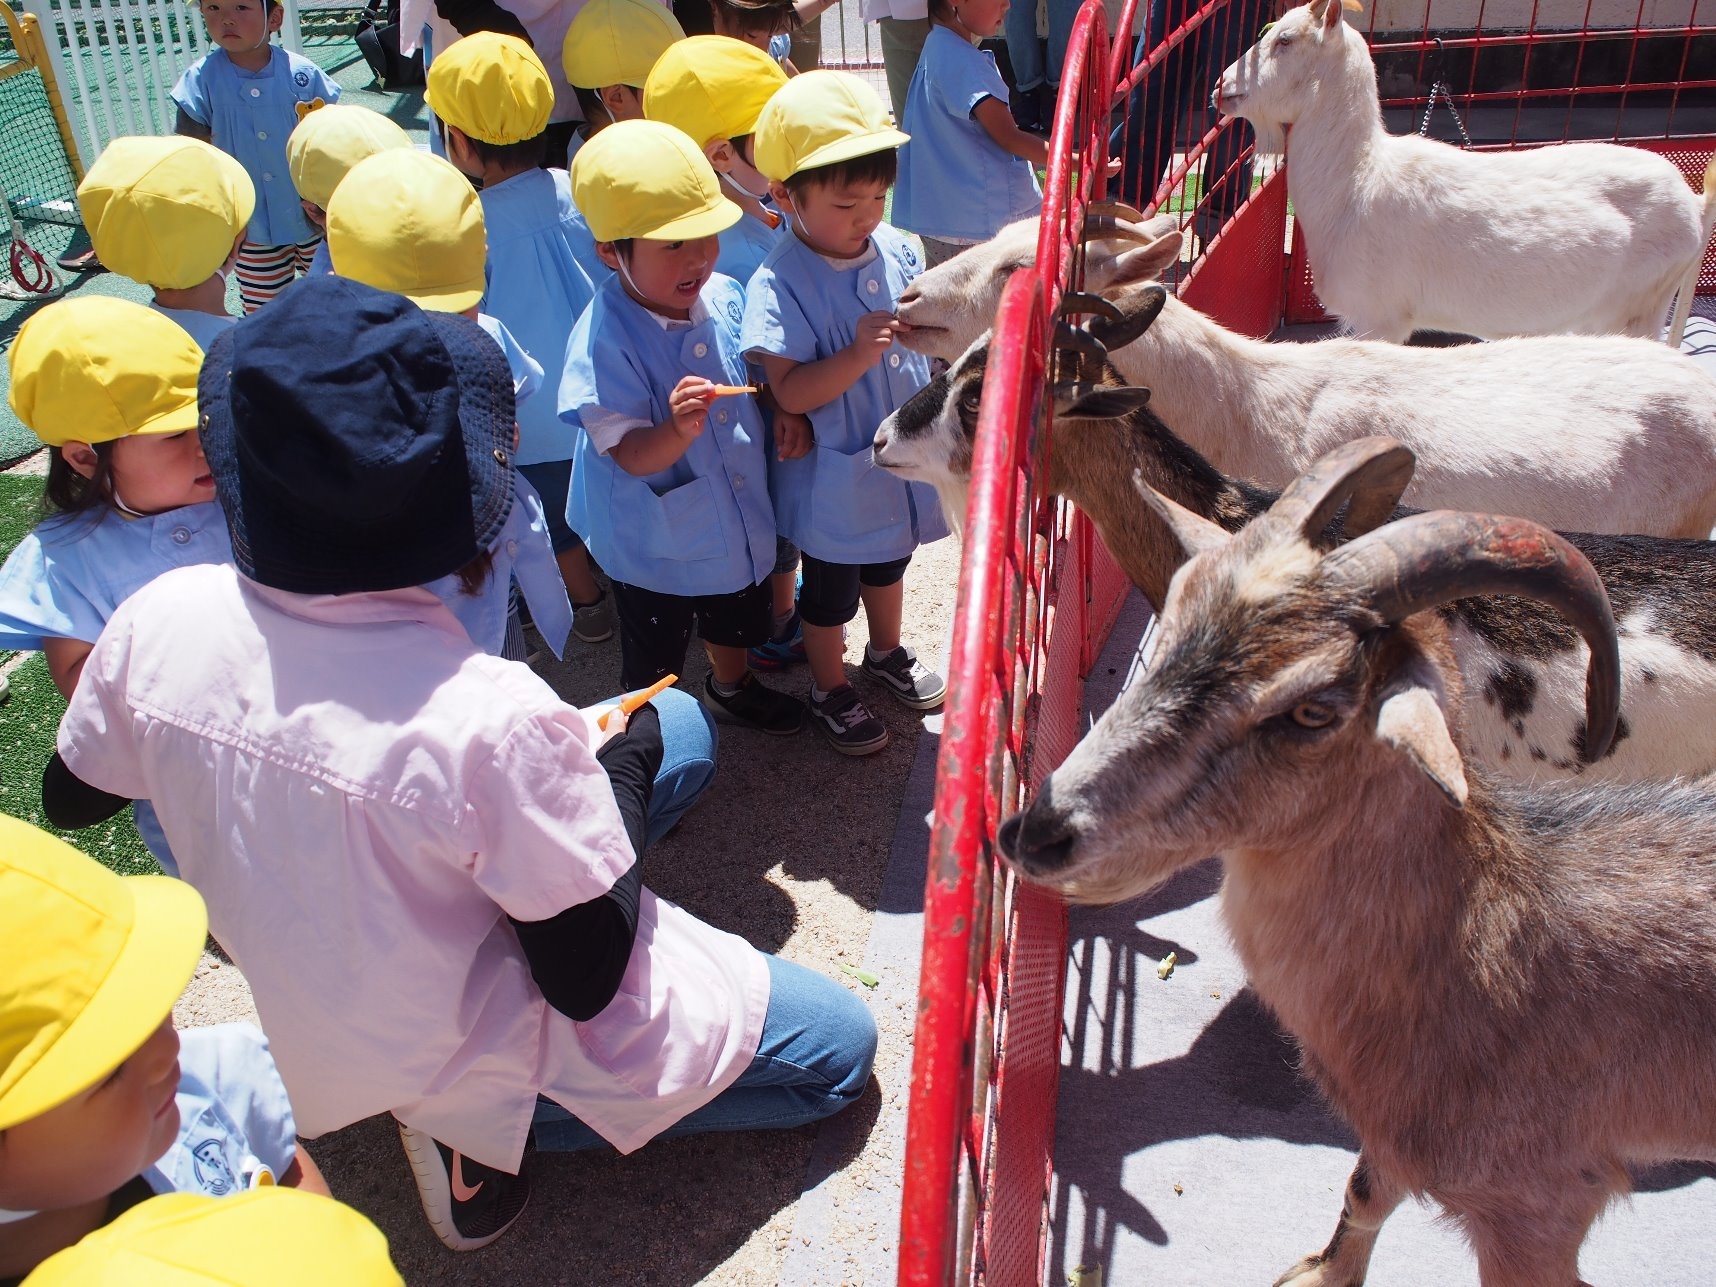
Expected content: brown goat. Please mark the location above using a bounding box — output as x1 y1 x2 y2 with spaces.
998 438 1716 1286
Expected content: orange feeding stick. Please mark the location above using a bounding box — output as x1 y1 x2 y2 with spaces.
598 674 678 730
705 383 758 398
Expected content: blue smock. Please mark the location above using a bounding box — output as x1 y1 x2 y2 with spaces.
172 47 341 246
151 303 238 352
143 1024 299 1196
740 225 949 563
477 167 597 466
305 238 332 278
893 25 1042 242
561 274 777 597
717 206 786 289
428 473 573 658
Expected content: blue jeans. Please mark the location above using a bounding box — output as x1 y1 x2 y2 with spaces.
1005 0 1080 92
1112 0 1268 216
607 685 718 848
531 954 879 1149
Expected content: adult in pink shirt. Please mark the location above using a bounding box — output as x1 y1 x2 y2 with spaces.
51 277 878 1255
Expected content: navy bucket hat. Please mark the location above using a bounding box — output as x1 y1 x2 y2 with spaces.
199 276 515 594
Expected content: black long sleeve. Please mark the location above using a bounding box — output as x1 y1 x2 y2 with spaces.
508 703 662 1022
433 0 530 42
41 752 133 829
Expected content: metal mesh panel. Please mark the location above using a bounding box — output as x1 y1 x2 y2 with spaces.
1179 167 1290 338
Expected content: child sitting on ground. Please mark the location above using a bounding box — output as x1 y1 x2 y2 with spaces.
560 0 685 167
427 32 615 643
742 71 950 756
172 0 340 312
75 136 252 351
0 815 326 1285
284 102 412 279
50 278 876 1252
892 0 1045 267
562 120 805 733
643 36 809 668
325 146 575 661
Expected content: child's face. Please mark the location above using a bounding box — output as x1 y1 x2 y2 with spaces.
708 137 770 202
950 0 1009 38
601 236 720 320
65 428 216 515
0 1020 181 1213
300 198 327 231
198 0 280 54
710 5 788 54
774 176 889 258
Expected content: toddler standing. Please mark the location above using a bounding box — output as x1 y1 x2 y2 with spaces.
742 71 949 756
172 0 341 312
893 0 1045 267
427 32 614 642
75 136 251 351
561 0 685 167
561 121 804 734
284 102 412 278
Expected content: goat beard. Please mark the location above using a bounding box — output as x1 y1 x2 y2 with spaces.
1248 119 1287 159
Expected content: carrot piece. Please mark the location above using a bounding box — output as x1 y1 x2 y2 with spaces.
705 383 758 397
597 674 678 731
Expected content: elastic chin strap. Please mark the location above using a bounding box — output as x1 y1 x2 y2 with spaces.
110 483 147 519
720 170 769 202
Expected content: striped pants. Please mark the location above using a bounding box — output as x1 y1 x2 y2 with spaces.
234 237 321 313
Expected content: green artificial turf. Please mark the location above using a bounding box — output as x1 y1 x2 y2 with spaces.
0 469 156 873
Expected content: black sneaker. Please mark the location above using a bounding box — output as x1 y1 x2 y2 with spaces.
860 645 947 710
701 672 807 735
398 1123 532 1252
809 684 890 756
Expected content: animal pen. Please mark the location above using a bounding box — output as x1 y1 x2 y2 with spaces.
897 0 1716 1283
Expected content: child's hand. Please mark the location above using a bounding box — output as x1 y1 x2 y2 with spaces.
669 376 716 440
775 410 813 461
849 311 899 368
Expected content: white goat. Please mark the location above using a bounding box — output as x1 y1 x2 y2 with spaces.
1214 0 1716 345
874 327 1716 785
894 217 1716 538
1000 437 1716 1286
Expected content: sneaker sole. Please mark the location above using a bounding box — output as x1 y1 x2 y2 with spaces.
812 719 890 756
698 691 807 736
861 667 947 711
397 1125 529 1253
572 626 615 644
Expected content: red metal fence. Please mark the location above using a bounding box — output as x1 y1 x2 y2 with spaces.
899 3 1716 1283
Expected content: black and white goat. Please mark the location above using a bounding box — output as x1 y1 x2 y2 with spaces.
1000 438 1716 1286
873 316 1716 784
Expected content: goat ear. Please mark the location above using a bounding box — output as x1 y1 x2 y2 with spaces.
1137 473 1229 558
1054 383 1154 420
1103 231 1185 289
1375 684 1468 809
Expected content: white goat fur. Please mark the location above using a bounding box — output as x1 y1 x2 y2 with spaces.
894 217 1716 539
1214 0 1716 346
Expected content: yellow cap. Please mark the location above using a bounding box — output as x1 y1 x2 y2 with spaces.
286 104 413 209
753 70 909 183
8 299 206 448
327 150 487 313
563 0 685 90
77 136 256 289
22 1189 405 1287
644 36 787 149
571 119 740 242
425 32 553 146
0 815 206 1133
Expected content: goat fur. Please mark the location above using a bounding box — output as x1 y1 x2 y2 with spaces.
1214 0 1716 345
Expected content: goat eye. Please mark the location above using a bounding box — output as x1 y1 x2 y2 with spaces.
1290 701 1335 729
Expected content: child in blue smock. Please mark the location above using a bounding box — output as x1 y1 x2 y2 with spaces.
74 136 250 352
560 0 685 170
743 72 950 757
0 818 328 1283
427 32 619 646
172 0 340 313
643 36 812 667
893 0 1045 267
284 102 412 280
561 120 806 735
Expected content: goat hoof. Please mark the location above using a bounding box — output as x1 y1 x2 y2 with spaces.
1272 1255 1362 1287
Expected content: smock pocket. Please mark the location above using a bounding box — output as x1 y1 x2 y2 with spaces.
610 471 729 564
809 442 909 547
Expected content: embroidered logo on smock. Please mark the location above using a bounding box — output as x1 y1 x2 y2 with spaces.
192 1139 237 1195
901 243 919 270
725 297 743 325
293 68 311 87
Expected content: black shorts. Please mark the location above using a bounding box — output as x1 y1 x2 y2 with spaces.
797 554 912 628
612 578 773 690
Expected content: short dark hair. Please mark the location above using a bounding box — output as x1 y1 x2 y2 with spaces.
574 85 607 125
42 441 118 521
711 0 796 39
783 148 897 199
445 122 546 170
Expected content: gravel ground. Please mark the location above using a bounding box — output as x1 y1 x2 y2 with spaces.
171 532 963 1285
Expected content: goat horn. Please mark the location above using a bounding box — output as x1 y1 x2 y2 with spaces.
1326 512 1621 764
1266 437 1416 547
1085 283 1169 351
1086 199 1146 223
1081 215 1161 247
1058 291 1123 322
1052 319 1108 360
